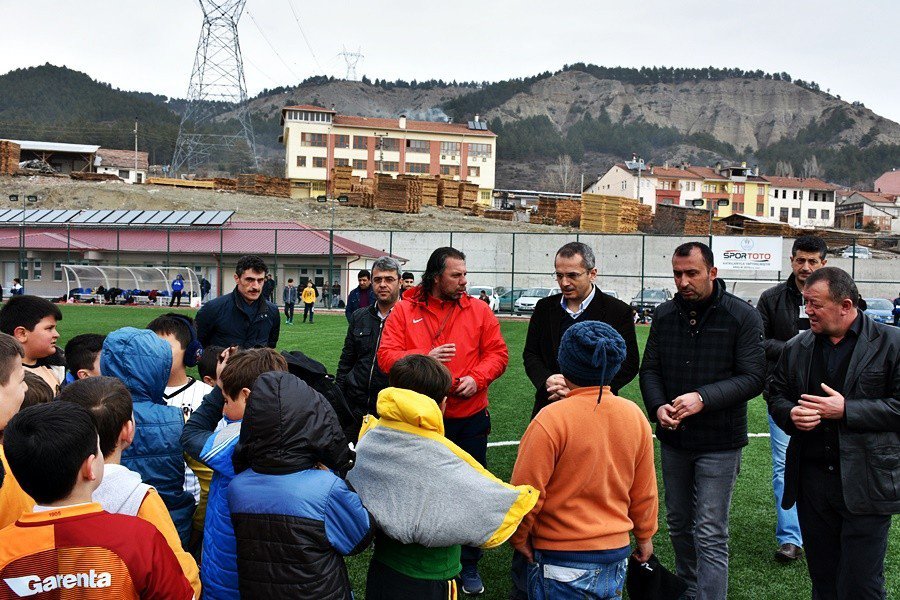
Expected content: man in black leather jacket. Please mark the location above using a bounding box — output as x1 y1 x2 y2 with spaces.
336 257 402 428
756 235 827 563
767 267 900 600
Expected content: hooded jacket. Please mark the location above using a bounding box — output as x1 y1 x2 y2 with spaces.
228 372 369 600
377 287 509 419
93 463 202 598
347 387 538 550
101 327 196 545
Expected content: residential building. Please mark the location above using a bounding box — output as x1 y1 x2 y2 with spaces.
585 163 658 209
651 165 703 207
762 176 838 227
836 191 900 233
686 163 771 219
95 148 149 184
874 169 900 196
280 105 497 204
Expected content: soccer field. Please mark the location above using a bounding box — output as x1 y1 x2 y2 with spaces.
55 304 899 599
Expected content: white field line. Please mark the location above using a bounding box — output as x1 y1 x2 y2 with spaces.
488 432 771 449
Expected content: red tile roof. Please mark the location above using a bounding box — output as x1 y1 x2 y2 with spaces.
96 148 149 170
0 221 404 260
333 115 495 137
283 105 335 112
855 191 895 204
874 170 900 195
762 176 837 190
685 166 729 181
651 166 702 179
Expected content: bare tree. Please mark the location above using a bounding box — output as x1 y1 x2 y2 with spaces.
543 155 578 193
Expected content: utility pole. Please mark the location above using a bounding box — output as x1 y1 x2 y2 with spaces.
133 118 138 183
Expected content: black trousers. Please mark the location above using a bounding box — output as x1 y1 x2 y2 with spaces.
284 302 294 321
303 302 314 322
169 290 182 306
444 408 490 569
366 560 458 600
797 464 891 600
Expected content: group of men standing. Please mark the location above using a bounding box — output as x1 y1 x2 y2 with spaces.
193 237 898 599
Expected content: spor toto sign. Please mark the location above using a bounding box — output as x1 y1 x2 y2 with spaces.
711 236 783 271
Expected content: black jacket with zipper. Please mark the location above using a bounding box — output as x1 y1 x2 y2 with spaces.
767 312 900 514
757 273 805 395
640 279 766 451
336 304 390 422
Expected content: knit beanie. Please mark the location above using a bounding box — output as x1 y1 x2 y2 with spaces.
557 321 627 387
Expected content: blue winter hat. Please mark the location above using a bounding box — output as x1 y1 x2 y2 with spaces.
558 321 627 387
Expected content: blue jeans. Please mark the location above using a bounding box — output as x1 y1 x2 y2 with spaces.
526 550 628 600
768 414 803 547
661 444 741 600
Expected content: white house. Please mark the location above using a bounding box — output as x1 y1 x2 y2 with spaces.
762 176 837 227
94 148 149 184
586 163 658 209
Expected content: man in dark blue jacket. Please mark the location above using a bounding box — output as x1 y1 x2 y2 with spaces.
345 269 375 321
196 255 280 349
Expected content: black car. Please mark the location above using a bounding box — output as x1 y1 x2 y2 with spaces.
630 288 672 313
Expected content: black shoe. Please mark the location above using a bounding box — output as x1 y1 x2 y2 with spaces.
775 543 803 563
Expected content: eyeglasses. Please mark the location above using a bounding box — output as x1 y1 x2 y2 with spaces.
554 271 588 281
372 276 398 284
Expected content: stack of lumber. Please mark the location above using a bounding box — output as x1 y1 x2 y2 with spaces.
375 178 420 213
535 196 582 227
482 209 515 221
439 178 461 208
637 204 653 232
331 166 354 197
346 177 376 208
0 141 21 175
458 182 479 210
580 194 642 233
420 177 439 206
69 172 122 182
653 204 715 235
147 177 215 189
213 178 237 191
742 221 798 237
236 174 291 198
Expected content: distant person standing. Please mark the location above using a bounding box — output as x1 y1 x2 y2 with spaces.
170 274 185 307
282 278 298 325
893 291 900 326
478 290 490 305
200 276 211 301
401 272 415 292
11 278 23 296
756 235 828 563
345 270 374 320
332 280 342 308
195 255 280 349
301 281 317 323
262 273 276 304
640 241 765 600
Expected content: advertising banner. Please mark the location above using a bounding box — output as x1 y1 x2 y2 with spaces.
712 236 783 271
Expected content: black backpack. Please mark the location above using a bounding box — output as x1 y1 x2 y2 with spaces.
281 351 358 445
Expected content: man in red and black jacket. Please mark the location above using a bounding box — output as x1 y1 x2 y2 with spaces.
377 246 508 595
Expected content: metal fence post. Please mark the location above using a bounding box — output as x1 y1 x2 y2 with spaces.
510 233 516 294
166 227 171 268
389 231 393 256
640 234 646 297
66 226 71 264
116 229 120 267
274 229 279 290
852 235 857 279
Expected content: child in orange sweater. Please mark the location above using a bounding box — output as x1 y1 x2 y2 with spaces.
510 321 658 600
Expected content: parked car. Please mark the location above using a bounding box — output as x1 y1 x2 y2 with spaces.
630 288 673 313
498 288 526 313
842 245 872 259
604 290 619 299
468 286 500 312
514 287 561 314
863 298 894 324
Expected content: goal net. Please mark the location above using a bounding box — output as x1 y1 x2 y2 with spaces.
61 265 202 307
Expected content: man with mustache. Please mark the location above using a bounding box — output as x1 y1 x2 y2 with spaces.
640 241 765 600
196 255 280 349
756 235 828 564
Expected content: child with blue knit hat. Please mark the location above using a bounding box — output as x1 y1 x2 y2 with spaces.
511 321 659 600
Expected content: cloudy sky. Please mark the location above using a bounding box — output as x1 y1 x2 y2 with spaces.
3 0 898 122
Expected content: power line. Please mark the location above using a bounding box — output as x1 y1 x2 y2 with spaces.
245 10 303 82
284 0 328 76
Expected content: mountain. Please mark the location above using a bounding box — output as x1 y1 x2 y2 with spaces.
2 64 899 188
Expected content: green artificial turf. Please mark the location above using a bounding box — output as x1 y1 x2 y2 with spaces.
54 305 899 599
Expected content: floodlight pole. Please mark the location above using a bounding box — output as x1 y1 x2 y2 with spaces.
317 194 348 305
10 194 38 280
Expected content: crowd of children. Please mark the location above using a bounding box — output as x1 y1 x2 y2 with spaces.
0 293 654 600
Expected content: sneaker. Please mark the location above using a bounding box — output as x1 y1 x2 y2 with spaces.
459 565 484 595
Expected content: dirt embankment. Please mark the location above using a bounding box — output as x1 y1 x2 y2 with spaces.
0 176 573 233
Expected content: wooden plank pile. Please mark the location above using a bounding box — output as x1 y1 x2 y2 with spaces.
458 182 479 210
580 194 642 233
147 177 216 189
70 172 122 182
0 141 21 175
213 178 237 191
535 196 582 227
743 221 800 237
482 209 515 221
331 166 354 197
439 178 461 208
375 178 420 213
637 204 653 232
420 177 439 206
236 174 291 198
652 204 715 235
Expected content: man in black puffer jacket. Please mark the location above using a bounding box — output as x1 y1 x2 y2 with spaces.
336 257 402 430
228 371 372 599
640 242 765 600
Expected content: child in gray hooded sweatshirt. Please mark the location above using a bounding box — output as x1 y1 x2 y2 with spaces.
58 376 201 598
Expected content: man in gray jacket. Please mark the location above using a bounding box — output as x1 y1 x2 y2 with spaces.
283 278 298 325
768 267 900 600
